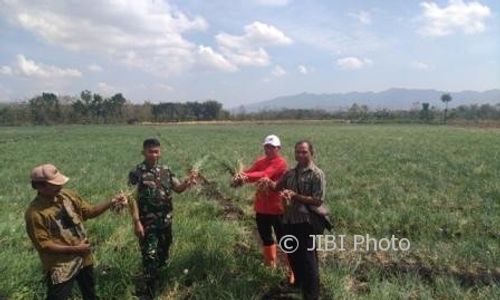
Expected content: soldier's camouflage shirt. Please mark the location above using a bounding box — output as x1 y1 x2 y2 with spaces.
128 161 180 229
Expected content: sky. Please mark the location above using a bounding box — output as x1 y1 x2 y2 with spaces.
0 0 499 107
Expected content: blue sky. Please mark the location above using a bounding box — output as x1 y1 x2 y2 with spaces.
0 0 498 107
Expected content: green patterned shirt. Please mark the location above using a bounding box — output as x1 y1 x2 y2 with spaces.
128 161 180 229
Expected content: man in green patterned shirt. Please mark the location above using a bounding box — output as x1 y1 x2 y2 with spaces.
128 138 197 298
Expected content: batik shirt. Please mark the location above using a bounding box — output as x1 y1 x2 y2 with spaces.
25 189 92 284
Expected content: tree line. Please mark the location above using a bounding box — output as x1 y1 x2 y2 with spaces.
0 91 229 125
233 94 500 123
1 91 499 126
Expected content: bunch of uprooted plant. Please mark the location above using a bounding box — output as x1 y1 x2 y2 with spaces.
162 140 247 219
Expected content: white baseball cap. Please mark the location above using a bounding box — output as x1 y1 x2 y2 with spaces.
263 134 281 147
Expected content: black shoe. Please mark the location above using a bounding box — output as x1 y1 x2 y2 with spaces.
145 278 157 299
139 294 153 300
158 260 168 269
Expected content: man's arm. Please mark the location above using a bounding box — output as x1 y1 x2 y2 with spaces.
72 190 125 220
42 240 91 255
129 195 144 239
127 170 144 239
82 194 126 219
87 197 120 219
290 193 322 206
290 171 325 207
172 175 196 193
242 158 260 174
85 200 113 219
129 196 140 224
257 170 288 192
231 159 259 186
244 159 287 183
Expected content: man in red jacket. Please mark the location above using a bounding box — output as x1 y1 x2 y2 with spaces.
232 135 293 282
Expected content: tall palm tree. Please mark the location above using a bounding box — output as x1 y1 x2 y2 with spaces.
441 93 452 123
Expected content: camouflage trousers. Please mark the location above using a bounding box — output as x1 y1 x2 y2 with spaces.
140 224 173 285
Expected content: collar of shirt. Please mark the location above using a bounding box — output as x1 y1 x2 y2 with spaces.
295 161 315 173
36 193 62 204
264 155 282 162
141 161 160 170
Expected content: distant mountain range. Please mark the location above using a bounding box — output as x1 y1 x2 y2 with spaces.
238 88 500 112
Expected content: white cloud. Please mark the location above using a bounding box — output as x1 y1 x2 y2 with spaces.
262 65 287 83
298 65 308 74
271 65 287 77
97 82 119 96
216 21 292 67
0 2 296 75
418 0 491 37
348 11 372 25
196 45 238 72
221 47 270 67
242 21 293 46
255 0 291 6
0 0 210 75
411 61 431 70
216 21 292 50
88 64 103 72
1 54 82 78
336 56 372 70
0 66 13 75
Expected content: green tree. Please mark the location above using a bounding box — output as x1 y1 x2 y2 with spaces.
0 104 32 125
441 93 452 123
90 93 104 122
29 93 61 125
420 102 431 122
71 90 93 123
103 93 126 122
348 103 368 120
201 100 223 120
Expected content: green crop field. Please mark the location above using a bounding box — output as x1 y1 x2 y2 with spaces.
0 122 499 299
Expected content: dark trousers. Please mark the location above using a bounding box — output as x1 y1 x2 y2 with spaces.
256 213 284 246
140 224 173 285
46 265 96 300
285 223 320 300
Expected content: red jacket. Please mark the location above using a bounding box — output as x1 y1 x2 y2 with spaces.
244 155 288 214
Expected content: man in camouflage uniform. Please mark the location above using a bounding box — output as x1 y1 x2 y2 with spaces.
128 138 196 298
